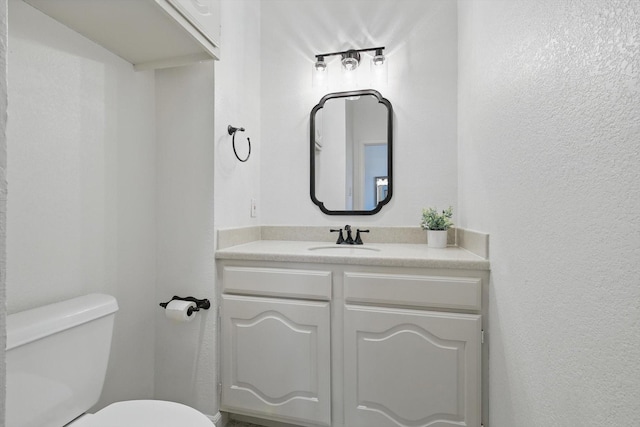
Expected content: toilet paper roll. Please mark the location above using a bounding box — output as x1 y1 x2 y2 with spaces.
165 300 197 322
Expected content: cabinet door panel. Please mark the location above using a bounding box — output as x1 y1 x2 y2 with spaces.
222 295 331 426
166 0 221 46
344 305 481 427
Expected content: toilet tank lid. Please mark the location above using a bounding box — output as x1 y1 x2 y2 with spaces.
7 293 119 351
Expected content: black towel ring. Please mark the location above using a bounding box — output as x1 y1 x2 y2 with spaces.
228 125 251 162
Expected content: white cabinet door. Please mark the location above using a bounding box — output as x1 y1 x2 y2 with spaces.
344 305 481 427
166 0 221 46
221 295 331 426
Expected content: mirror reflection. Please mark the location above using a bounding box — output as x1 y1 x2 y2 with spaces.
310 90 393 215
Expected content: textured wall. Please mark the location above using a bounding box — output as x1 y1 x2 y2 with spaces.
260 0 458 226
7 0 157 409
458 0 640 425
154 0 262 416
214 0 261 229
4 0 261 419
154 62 216 415
0 1 7 424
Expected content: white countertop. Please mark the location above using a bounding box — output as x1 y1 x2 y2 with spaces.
215 240 490 270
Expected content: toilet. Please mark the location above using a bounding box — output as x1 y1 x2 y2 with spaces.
6 293 213 427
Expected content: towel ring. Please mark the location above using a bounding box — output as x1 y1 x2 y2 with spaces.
228 125 251 162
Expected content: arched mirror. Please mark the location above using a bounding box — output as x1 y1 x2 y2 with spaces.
310 90 393 215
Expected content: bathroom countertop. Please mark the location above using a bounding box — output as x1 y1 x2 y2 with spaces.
215 240 490 270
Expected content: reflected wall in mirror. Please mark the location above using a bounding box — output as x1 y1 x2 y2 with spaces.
310 90 393 215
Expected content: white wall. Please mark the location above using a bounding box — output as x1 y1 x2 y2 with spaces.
154 63 216 415
0 1 7 424
152 0 263 415
6 0 157 408
2 0 262 419
214 0 261 229
260 0 458 226
458 0 640 425
153 0 263 415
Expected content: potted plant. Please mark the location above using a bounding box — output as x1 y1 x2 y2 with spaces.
420 206 453 248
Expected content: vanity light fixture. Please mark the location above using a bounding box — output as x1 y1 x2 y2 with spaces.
313 46 386 89
314 46 385 72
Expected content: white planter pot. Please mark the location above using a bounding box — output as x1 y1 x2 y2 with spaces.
427 230 448 248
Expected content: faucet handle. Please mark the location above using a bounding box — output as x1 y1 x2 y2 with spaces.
330 228 345 244
344 225 354 244
355 229 370 245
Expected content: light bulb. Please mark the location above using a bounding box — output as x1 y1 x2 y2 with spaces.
341 50 361 71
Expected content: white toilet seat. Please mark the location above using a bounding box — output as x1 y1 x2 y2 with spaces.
68 400 213 427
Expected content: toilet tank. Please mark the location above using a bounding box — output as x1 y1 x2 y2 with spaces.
6 294 119 427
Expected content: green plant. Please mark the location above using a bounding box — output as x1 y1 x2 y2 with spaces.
420 206 454 230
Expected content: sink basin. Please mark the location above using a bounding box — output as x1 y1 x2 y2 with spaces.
307 245 381 254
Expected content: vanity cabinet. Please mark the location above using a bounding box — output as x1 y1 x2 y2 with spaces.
218 259 488 427
23 0 221 70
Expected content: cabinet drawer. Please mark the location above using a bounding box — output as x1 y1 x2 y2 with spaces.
223 266 332 300
344 272 481 311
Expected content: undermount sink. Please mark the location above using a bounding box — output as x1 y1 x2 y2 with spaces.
307 245 381 254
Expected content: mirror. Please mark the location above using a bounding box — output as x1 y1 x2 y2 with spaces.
310 90 393 215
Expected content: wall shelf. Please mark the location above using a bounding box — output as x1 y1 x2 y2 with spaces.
23 0 220 70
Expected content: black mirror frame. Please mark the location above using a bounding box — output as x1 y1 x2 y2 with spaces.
310 89 393 216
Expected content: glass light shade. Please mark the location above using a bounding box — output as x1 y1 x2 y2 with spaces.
341 50 361 71
370 54 388 87
372 48 385 66
372 53 385 66
315 57 327 71
312 63 328 89
341 62 359 89
342 57 359 70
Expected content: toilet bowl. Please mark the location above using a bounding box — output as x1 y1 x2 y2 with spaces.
68 400 212 427
6 294 213 427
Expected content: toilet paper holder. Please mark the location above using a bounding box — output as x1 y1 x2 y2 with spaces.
159 296 211 316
